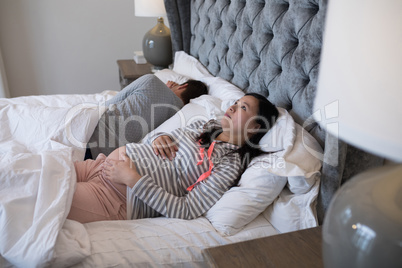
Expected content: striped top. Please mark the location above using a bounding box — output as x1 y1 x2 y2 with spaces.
125 119 242 220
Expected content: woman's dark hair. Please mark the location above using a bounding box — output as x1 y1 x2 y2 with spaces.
180 80 208 104
198 93 279 170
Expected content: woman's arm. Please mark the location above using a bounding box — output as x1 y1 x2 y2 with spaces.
128 156 241 219
102 134 178 187
102 120 206 193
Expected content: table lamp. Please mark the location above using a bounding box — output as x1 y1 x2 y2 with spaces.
314 0 402 267
134 0 172 70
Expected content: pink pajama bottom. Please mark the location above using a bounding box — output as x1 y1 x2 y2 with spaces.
67 154 127 223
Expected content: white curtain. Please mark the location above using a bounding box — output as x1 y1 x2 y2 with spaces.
0 47 10 98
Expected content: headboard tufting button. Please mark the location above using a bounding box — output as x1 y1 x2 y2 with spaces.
304 77 311 86
312 5 319 15
284 1 290 10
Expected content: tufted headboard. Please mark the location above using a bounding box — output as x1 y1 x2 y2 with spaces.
165 0 383 224
190 0 326 146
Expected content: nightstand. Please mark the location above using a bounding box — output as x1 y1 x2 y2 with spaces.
203 226 323 268
116 60 153 89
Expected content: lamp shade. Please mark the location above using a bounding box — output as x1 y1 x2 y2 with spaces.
314 0 402 162
134 0 166 17
317 1 402 267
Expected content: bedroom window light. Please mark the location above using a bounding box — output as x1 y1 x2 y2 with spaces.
314 0 402 267
134 0 172 71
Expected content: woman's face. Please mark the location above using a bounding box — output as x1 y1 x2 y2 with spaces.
221 95 261 139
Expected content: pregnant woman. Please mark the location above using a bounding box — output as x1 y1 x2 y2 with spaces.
67 93 279 223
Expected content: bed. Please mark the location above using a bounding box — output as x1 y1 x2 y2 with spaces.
0 0 382 267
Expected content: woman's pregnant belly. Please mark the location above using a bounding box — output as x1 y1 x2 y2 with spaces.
101 145 129 195
106 145 127 161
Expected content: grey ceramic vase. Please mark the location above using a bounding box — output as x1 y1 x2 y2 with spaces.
322 164 402 268
142 17 172 70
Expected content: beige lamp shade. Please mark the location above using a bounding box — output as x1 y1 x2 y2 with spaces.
314 0 402 162
316 1 402 267
134 0 166 17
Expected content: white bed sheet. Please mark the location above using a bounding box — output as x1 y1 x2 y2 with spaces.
0 91 278 268
57 215 276 268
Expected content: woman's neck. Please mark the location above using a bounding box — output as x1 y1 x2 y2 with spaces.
216 131 245 146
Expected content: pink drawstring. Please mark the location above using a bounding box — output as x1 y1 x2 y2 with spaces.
196 142 205 166
187 141 216 191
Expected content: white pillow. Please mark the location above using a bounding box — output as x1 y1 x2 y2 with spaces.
259 107 295 154
258 108 323 194
141 101 209 141
153 69 191 85
204 109 322 236
263 177 320 233
284 124 323 194
204 160 288 236
200 76 245 101
172 51 246 103
173 51 212 79
258 124 322 234
190 95 224 120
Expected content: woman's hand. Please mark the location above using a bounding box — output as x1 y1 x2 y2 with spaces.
152 135 178 160
102 152 141 188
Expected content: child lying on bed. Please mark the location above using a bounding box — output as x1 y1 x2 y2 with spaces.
85 74 207 159
67 93 279 223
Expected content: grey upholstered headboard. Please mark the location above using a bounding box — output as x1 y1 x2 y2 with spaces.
165 0 383 224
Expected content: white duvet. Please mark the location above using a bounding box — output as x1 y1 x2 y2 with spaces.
0 92 114 267
0 92 279 268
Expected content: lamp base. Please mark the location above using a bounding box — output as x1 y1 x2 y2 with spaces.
142 17 172 70
322 164 402 268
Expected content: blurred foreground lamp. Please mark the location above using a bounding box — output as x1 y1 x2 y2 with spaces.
134 0 172 70
314 0 402 267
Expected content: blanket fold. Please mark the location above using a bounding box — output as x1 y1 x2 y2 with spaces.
0 92 114 267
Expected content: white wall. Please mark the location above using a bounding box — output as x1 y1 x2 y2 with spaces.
0 0 159 97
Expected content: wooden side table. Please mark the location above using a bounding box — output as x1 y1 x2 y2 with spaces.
203 226 323 268
116 60 153 89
